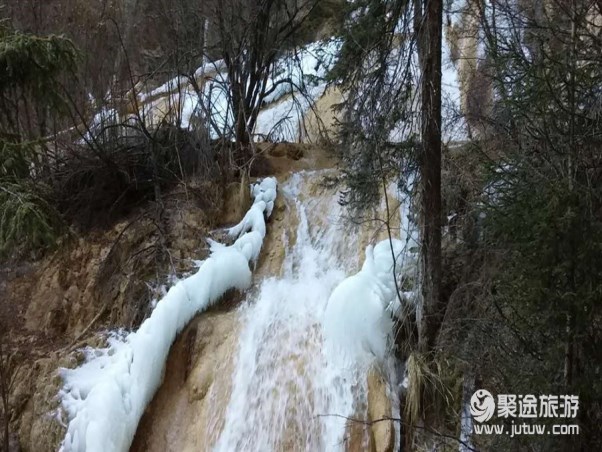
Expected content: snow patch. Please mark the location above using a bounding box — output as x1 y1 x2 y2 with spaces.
137 40 339 142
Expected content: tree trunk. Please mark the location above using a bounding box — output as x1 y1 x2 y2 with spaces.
564 0 577 389
417 0 443 353
0 343 10 452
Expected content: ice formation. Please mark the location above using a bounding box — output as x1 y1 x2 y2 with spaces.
58 177 277 452
323 238 406 367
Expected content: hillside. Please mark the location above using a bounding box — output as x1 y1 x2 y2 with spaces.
1 1 601 452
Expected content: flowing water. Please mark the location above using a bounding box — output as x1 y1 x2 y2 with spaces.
132 169 402 452
214 171 400 451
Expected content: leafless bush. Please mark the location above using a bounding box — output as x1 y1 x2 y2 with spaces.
49 123 217 230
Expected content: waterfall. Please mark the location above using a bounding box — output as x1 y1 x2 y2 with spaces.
122 169 406 452
214 171 400 451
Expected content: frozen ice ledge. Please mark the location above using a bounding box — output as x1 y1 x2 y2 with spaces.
58 177 278 452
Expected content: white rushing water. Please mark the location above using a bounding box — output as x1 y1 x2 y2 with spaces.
214 171 401 451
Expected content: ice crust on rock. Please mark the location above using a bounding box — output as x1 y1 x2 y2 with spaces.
59 177 277 452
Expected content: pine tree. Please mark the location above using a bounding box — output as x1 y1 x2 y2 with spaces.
0 23 77 256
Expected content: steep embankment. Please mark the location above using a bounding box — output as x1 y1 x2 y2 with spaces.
130 162 407 452
0 146 319 452
1 179 223 451
2 48 410 450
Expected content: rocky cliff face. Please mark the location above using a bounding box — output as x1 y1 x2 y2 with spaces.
0 144 343 451
0 179 221 451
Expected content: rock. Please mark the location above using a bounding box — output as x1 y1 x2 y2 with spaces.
8 432 21 452
189 366 214 402
239 173 251 214
265 142 305 160
13 357 67 452
266 143 287 157
3 179 225 451
63 285 80 303
222 174 252 226
249 154 275 177
367 368 395 452
286 144 304 160
130 312 240 452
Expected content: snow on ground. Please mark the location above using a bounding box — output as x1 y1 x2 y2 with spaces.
135 40 339 142
254 83 327 141
261 39 339 106
86 36 461 144
59 178 278 452
138 59 227 103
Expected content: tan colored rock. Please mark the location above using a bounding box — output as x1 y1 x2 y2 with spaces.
266 142 287 157
286 144 304 160
222 173 252 226
368 368 395 452
12 354 81 452
301 86 343 144
3 180 221 451
130 310 241 452
265 142 305 160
